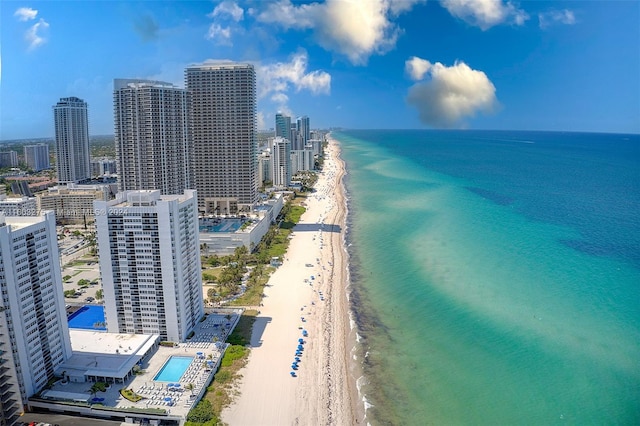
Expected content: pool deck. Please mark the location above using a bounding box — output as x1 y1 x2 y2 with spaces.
43 310 241 422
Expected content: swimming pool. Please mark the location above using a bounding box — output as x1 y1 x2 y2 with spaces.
154 356 193 382
67 305 106 330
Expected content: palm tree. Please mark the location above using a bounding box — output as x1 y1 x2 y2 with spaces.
185 383 194 396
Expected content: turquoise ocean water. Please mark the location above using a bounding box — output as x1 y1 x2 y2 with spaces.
334 130 640 425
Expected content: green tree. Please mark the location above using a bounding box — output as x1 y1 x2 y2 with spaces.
187 398 216 423
95 289 104 300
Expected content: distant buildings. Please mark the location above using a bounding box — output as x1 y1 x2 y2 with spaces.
296 116 310 150
0 151 18 168
53 97 91 184
0 212 73 423
0 194 37 216
186 62 258 214
275 113 292 140
271 137 291 188
23 144 50 172
95 190 203 342
38 183 115 225
113 79 192 195
90 158 117 178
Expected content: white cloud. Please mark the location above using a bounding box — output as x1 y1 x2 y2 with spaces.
14 7 38 21
271 93 289 104
538 9 576 29
258 50 331 99
26 18 49 50
256 0 424 65
406 58 498 127
206 23 232 45
209 1 244 22
405 56 433 81
440 0 528 30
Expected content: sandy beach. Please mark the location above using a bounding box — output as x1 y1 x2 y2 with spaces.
222 136 361 425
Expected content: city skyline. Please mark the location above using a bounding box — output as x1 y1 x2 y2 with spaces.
1 1 638 140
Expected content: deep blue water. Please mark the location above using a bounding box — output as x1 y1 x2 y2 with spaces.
67 305 106 330
335 130 640 425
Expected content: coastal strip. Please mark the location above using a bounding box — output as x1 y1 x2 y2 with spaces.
222 136 362 425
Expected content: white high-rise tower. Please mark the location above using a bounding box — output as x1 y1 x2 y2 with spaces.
113 79 192 195
95 190 203 342
0 211 73 421
53 97 91 184
271 137 291 188
185 62 257 215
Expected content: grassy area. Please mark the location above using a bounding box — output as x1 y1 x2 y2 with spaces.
202 310 257 419
227 267 273 306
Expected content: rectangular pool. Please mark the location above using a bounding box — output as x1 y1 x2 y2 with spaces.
154 356 193 382
67 305 106 331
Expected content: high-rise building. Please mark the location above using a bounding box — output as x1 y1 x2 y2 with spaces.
0 212 73 422
53 97 91 184
113 79 192 195
185 62 257 214
271 137 291 188
275 113 291 140
296 116 310 150
0 151 18 168
23 144 50 172
95 190 203 342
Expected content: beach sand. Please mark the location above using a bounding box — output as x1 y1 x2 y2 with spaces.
222 136 361 425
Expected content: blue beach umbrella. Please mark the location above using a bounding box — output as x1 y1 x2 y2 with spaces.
298 338 304 343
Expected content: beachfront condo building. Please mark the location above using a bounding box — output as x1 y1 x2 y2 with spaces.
271 137 291 188
0 211 73 423
185 62 258 215
23 144 50 172
95 190 203 342
113 79 193 195
53 97 91 184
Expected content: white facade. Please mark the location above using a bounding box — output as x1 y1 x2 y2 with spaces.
53 97 91 184
257 151 272 187
38 183 114 224
23 144 50 172
0 195 37 216
290 149 315 174
185 62 258 214
0 212 73 418
95 190 203 342
113 79 192 195
271 137 291 188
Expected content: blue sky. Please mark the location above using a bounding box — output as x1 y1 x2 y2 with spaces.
1 0 639 139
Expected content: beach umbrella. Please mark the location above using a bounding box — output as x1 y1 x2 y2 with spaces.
290 371 296 377
91 397 101 403
167 383 174 388
297 345 303 350
164 397 172 402
298 338 304 343
174 383 181 388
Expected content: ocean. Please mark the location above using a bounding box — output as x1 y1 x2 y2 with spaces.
333 130 640 425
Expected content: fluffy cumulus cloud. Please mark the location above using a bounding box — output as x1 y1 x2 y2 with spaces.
206 1 244 45
440 0 528 30
405 57 498 127
14 7 38 21
256 0 424 65
14 7 49 50
206 23 232 44
258 50 331 98
210 1 244 22
538 9 576 29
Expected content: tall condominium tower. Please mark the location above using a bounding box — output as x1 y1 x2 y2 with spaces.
23 144 50 172
296 116 310 150
275 113 291 140
95 190 203 342
0 212 73 422
113 79 192 195
185 62 257 214
271 137 291 189
53 97 91 184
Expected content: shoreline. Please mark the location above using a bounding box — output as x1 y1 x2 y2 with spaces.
222 135 364 425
